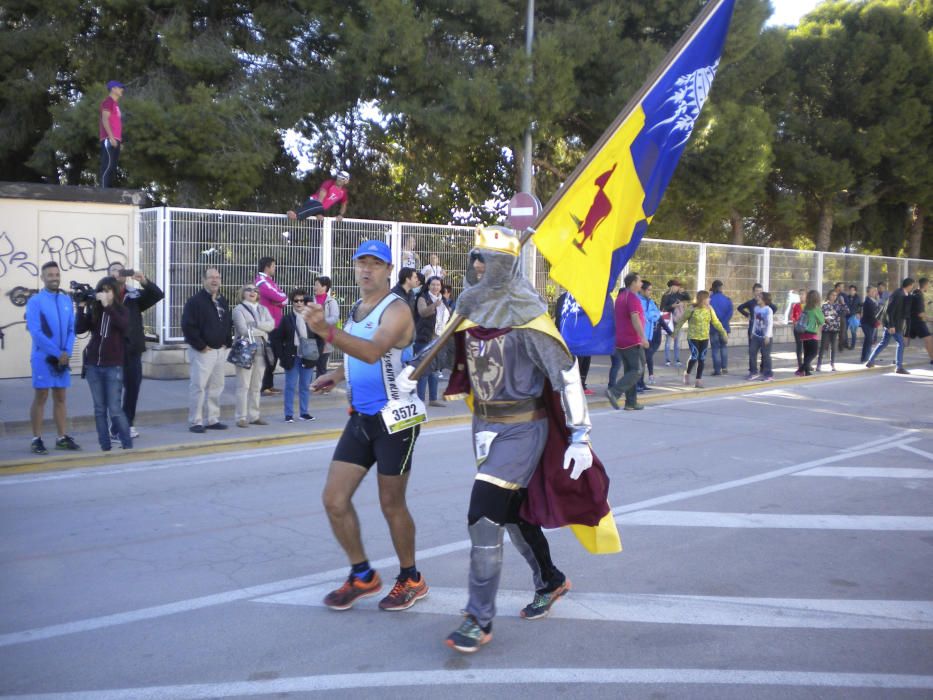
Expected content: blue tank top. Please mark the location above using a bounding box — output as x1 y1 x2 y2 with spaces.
344 293 413 415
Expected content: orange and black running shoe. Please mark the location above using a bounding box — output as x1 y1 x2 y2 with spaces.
378 573 429 611
323 572 383 611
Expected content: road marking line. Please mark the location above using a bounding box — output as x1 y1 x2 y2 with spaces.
0 539 469 649
611 432 918 516
255 585 933 630
0 430 915 647
5 668 933 698
794 467 933 479
840 433 914 452
898 444 933 461
617 511 933 531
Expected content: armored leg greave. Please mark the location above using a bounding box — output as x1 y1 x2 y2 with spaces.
465 517 504 628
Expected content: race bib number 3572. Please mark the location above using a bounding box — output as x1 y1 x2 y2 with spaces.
380 396 428 434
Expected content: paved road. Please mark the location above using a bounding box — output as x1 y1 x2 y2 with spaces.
1 368 931 698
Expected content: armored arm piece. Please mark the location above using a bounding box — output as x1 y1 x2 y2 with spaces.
560 359 592 445
522 330 591 445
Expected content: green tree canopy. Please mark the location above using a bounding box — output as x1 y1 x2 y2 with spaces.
0 0 930 258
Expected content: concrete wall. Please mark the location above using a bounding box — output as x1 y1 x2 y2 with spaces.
0 183 145 379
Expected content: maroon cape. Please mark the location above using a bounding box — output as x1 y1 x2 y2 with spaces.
445 328 611 529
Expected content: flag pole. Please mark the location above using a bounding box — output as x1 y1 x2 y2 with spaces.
409 312 464 381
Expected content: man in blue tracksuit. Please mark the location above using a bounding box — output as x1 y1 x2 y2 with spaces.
25 261 81 454
708 280 733 375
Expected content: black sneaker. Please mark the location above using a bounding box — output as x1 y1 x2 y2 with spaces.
205 422 228 430
55 435 80 451
31 437 48 455
189 424 206 434
299 414 316 422
284 416 294 423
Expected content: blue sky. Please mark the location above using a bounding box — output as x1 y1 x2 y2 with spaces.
767 0 824 26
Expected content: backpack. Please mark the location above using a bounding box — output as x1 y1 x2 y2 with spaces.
794 309 809 334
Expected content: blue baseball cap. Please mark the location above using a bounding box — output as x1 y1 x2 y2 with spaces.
352 240 392 264
107 80 125 90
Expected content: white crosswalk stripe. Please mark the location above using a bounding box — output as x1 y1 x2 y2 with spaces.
616 511 933 531
255 584 933 630
794 466 933 478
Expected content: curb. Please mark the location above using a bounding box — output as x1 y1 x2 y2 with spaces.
0 362 919 475
0 412 473 475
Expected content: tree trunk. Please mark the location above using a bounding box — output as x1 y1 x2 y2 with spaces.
730 209 744 245
816 200 833 251
908 205 923 259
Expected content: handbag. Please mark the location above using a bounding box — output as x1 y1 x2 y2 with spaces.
299 335 320 362
794 309 809 334
242 304 275 366
227 329 258 369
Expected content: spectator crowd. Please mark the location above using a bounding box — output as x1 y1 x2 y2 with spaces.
24 236 933 455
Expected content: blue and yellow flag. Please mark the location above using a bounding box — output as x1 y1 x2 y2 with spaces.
535 0 736 335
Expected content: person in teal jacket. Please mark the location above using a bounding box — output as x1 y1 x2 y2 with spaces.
25 261 80 454
795 290 825 376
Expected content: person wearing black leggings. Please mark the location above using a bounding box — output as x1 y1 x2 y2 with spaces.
673 291 727 389
795 290 824 376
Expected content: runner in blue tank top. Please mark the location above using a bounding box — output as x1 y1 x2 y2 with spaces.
304 239 429 613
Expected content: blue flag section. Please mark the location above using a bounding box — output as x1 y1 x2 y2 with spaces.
633 0 735 219
552 0 735 355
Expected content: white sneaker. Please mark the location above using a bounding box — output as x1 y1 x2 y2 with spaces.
129 426 140 439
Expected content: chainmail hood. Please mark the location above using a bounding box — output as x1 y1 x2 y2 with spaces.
455 246 547 328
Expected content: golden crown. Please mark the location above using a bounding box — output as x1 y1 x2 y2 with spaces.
474 225 521 257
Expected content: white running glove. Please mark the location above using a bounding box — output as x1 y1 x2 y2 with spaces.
396 365 418 394
563 442 593 480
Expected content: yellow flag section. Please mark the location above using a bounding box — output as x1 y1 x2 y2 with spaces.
571 512 622 555
450 314 622 555
533 111 648 325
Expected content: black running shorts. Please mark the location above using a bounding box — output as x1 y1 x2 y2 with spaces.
332 412 420 476
909 320 930 339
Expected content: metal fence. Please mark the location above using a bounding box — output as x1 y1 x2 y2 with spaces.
137 209 477 344
136 207 931 344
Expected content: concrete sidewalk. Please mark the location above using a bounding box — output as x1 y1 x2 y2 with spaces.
1 339 927 470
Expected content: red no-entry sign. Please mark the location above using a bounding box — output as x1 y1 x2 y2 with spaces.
507 192 542 230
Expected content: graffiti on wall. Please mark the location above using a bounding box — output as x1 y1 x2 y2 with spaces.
1 234 128 355
39 234 127 272
0 232 39 278
1 231 128 279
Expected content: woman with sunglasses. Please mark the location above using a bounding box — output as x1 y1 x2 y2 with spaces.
232 284 274 428
270 288 316 422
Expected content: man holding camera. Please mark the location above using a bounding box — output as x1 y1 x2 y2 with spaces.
25 261 80 454
106 262 164 440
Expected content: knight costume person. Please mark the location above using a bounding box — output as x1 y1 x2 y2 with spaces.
399 225 618 654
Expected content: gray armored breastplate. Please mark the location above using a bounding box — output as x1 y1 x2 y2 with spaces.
465 330 545 403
